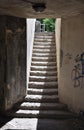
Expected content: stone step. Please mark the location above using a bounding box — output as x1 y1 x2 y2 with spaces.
32 53 56 57
25 95 59 103
32 57 56 62
11 109 76 119
30 71 57 76
27 88 58 95
33 49 56 53
34 35 55 39
31 62 56 66
29 76 57 82
33 45 56 49
34 39 55 42
19 102 67 110
31 66 57 71
34 42 55 46
35 32 55 36
28 82 58 89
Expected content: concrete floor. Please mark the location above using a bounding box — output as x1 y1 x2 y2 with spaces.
0 115 84 130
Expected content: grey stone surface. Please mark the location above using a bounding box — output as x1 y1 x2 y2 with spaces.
29 76 57 82
25 95 58 102
33 49 56 53
27 88 58 95
0 117 84 130
5 16 26 110
34 42 55 46
28 81 58 88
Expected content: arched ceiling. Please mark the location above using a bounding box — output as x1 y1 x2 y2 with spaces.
0 0 84 18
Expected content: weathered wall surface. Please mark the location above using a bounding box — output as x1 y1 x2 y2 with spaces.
55 19 61 78
0 16 26 111
0 0 84 18
0 16 6 111
57 14 84 113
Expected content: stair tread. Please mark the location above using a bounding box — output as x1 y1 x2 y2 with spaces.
33 50 56 53
33 45 55 47
32 57 56 60
25 94 58 100
31 66 56 69
27 88 58 93
29 81 58 85
33 45 55 49
28 82 58 89
34 39 55 42
33 49 56 51
14 109 74 116
29 76 57 82
31 62 56 66
32 54 56 57
30 70 57 74
31 67 57 71
20 102 66 108
34 43 55 46
34 36 55 39
35 32 54 35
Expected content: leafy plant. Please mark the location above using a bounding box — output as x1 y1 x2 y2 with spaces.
43 18 55 32
37 18 55 32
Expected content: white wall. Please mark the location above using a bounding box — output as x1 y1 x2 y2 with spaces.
27 19 36 88
55 19 61 78
56 15 84 113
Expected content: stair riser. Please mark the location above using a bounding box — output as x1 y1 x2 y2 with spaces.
34 43 55 46
31 67 57 71
31 62 56 66
12 114 75 119
28 84 58 89
30 72 57 76
29 77 57 82
32 54 56 57
35 33 54 36
33 49 56 53
34 39 55 42
19 106 66 111
33 46 56 49
34 36 55 39
24 98 59 103
32 58 56 62
27 90 58 95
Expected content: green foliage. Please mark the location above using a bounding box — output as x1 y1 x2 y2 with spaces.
37 18 55 32
43 18 55 32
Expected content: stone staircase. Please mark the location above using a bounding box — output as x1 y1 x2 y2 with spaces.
7 32 76 119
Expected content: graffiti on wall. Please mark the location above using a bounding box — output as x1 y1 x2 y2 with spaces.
71 52 84 88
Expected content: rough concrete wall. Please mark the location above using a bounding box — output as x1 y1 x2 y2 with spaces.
0 16 26 111
5 16 26 110
0 16 6 111
0 0 84 18
59 14 84 113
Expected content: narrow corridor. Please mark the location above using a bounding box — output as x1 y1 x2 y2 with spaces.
0 32 84 130
5 32 75 118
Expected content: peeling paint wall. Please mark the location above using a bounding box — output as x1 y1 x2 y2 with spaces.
56 14 84 113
